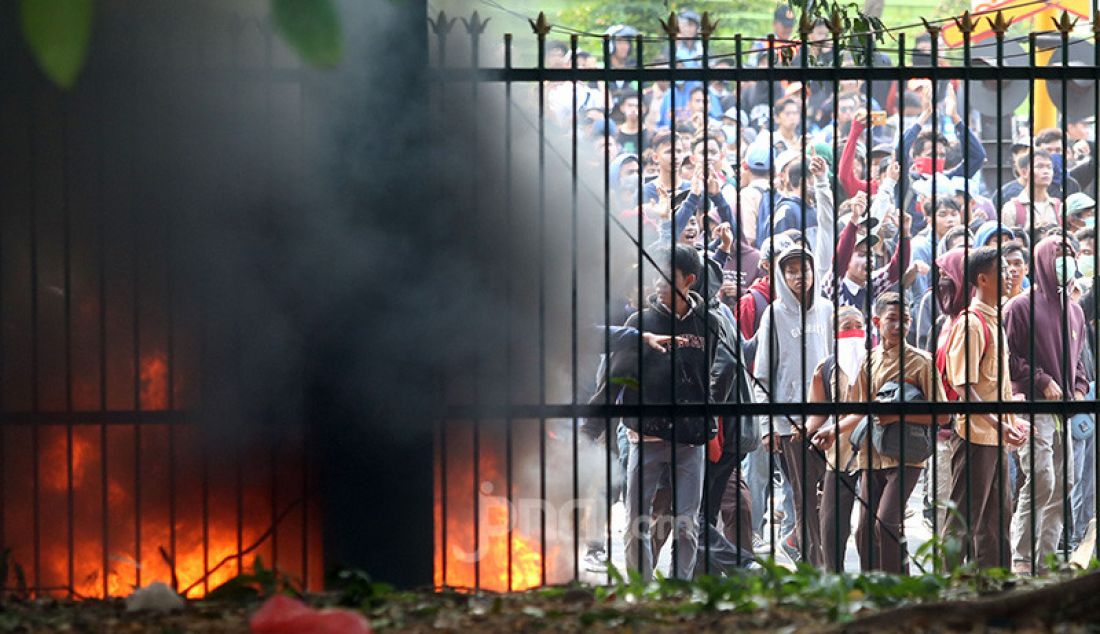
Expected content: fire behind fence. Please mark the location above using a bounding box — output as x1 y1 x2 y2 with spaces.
431 8 1100 591
0 9 324 598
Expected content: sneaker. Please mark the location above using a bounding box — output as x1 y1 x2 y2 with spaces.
584 546 608 573
780 533 801 563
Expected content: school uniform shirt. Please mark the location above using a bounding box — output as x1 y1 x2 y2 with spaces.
849 344 942 470
946 297 1015 446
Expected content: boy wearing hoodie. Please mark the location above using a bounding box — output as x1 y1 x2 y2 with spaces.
943 246 1028 569
1005 236 1090 573
752 155 836 565
615 245 733 581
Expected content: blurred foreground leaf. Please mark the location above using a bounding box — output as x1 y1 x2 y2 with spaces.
271 0 343 67
19 0 94 89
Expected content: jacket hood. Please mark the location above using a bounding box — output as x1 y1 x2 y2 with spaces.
774 244 821 311
935 247 968 317
974 220 1006 247
609 153 639 192
1033 235 1072 299
647 289 706 318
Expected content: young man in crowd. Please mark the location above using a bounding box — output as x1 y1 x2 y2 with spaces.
1002 150 1060 231
752 156 835 565
1003 241 1030 300
943 246 1028 568
814 292 943 574
614 245 733 581
1005 236 1091 573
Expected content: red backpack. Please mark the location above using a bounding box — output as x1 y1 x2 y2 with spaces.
934 309 992 401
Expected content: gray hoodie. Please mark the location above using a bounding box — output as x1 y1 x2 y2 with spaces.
752 244 835 435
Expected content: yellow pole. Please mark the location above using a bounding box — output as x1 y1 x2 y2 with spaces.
1031 5 1060 131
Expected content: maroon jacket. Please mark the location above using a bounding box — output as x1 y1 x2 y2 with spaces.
1004 237 1090 398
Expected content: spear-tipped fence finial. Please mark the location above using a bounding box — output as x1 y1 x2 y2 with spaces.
659 12 680 39
529 11 551 38
988 11 1010 36
427 10 456 36
700 11 719 39
461 11 490 36
1051 10 1077 35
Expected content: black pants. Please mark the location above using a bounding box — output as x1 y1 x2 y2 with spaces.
778 435 827 566
702 449 752 553
855 466 922 574
819 469 859 572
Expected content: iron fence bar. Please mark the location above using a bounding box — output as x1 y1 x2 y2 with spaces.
733 32 745 568
536 20 548 589
569 32 579 584
963 24 974 571
633 33 645 582
666 20 679 581
1028 31 1038 577
830 21 842 574
928 24 942 572
1058 24 1071 566
27 75 41 596
95 70 110 598
702 16 712 579
62 97 75 598
766 32 777 562
897 30 911 576
995 24 1007 571
470 20 483 594
432 14 451 589
799 23 810 572
1093 19 1099 563
504 30 515 593
600 32 612 587
865 32 879 574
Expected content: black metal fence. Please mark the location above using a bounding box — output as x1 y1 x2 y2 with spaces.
431 7 1100 590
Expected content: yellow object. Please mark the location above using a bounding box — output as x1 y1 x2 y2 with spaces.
1030 5 1061 132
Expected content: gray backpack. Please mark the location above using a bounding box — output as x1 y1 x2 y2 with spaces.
871 381 933 463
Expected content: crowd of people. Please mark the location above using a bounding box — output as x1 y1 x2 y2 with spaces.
572 7 1100 579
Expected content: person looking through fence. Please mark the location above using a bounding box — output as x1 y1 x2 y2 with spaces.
815 292 943 574
1005 236 1090 573
612 245 732 581
941 245 1028 569
805 305 867 571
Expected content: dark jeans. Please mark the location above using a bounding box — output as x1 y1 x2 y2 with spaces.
819 469 859 572
778 435 827 566
944 434 1012 569
855 466 922 574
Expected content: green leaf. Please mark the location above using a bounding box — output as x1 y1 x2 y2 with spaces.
19 0 94 89
271 0 343 68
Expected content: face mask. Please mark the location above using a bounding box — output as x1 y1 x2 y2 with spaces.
1054 255 1078 286
1078 256 1096 279
619 174 640 200
722 125 738 143
836 330 867 382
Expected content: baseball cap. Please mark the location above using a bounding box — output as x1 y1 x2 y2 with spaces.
760 233 795 262
774 4 796 27
679 10 701 25
1067 192 1096 216
775 148 801 171
1011 136 1031 152
870 142 894 159
910 173 957 199
745 143 771 172
776 243 814 269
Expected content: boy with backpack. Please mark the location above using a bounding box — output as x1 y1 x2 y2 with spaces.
813 292 943 574
942 245 1028 569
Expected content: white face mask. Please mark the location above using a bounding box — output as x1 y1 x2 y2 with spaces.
1078 255 1096 279
836 332 868 382
1054 255 1078 286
